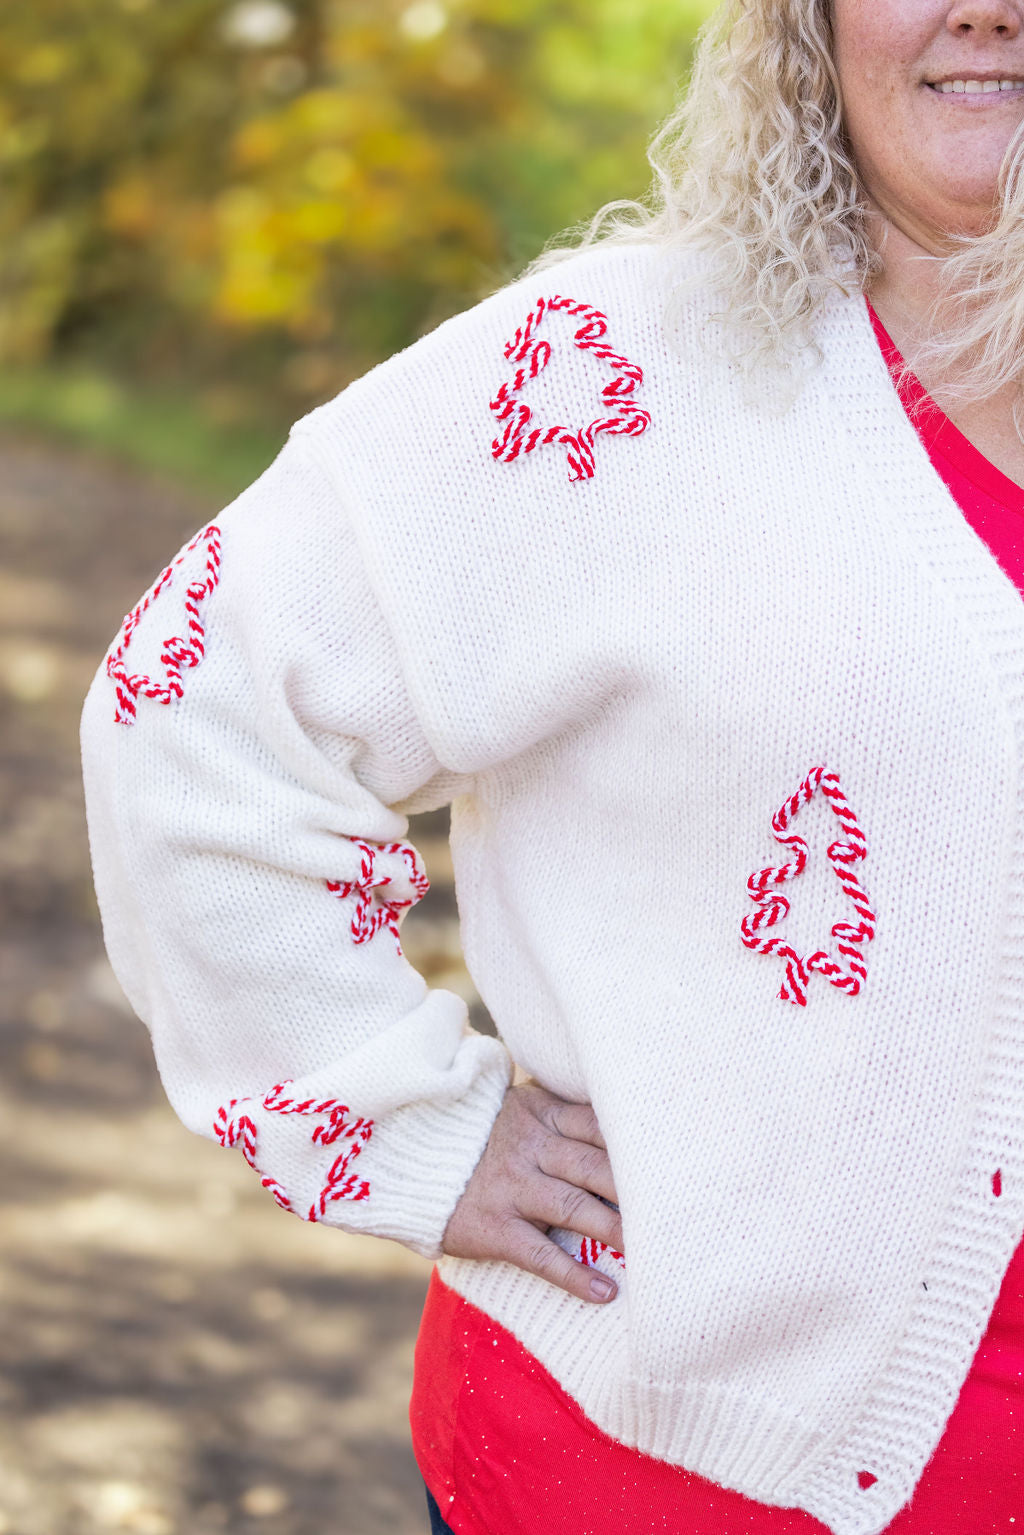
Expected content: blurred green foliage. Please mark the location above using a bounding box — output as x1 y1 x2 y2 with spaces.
0 0 714 451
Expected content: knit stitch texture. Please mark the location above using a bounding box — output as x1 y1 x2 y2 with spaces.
80 244 1024 1535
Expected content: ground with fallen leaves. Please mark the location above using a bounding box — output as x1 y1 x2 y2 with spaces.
0 431 485 1535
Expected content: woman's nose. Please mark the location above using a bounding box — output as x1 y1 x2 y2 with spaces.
945 0 1022 39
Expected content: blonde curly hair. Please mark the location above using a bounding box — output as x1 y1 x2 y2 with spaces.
528 0 1024 411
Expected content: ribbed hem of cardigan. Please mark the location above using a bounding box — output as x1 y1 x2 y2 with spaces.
437 1254 869 1529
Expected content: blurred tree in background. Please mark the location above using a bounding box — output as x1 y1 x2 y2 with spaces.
0 0 713 469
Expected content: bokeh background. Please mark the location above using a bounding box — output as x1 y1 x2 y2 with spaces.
0 4 713 1532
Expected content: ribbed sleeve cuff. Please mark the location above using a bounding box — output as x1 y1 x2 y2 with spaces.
341 1040 512 1258
211 1033 513 1262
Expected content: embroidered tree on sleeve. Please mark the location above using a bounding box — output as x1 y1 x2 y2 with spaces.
106 523 222 725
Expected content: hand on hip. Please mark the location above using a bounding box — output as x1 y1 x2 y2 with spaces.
441 1081 622 1303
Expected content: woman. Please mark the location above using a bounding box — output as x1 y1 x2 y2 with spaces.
81 2 1023 1533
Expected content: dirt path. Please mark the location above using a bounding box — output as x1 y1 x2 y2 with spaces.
0 432 479 1535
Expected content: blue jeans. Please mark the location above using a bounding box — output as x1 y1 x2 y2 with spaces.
426 1485 456 1534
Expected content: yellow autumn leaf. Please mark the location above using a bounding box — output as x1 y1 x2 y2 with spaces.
287 200 349 244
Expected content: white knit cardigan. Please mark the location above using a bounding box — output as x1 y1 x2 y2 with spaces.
81 243 1024 1535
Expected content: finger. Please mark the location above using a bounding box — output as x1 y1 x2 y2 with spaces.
522 1179 624 1254
504 1220 618 1305
536 1136 619 1208
546 1099 607 1150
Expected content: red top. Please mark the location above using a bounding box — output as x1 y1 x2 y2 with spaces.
410 301 1024 1534
865 298 1024 583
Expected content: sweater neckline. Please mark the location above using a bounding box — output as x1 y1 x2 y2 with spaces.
864 296 1024 513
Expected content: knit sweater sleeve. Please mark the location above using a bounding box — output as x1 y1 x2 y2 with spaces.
79 429 513 1259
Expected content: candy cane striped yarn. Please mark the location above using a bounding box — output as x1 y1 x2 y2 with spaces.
577 1237 626 1271
106 524 222 725
213 1078 374 1221
213 1096 293 1211
309 1120 374 1221
263 1080 373 1218
741 766 876 1007
490 296 651 482
326 838 430 955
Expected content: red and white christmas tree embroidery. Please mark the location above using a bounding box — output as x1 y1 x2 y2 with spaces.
490 295 651 481
741 766 876 1007
213 1079 374 1222
327 837 430 956
106 523 222 725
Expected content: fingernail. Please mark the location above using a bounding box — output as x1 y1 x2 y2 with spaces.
590 1275 616 1301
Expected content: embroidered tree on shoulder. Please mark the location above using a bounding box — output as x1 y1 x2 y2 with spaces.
490 295 651 482
741 766 876 1007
